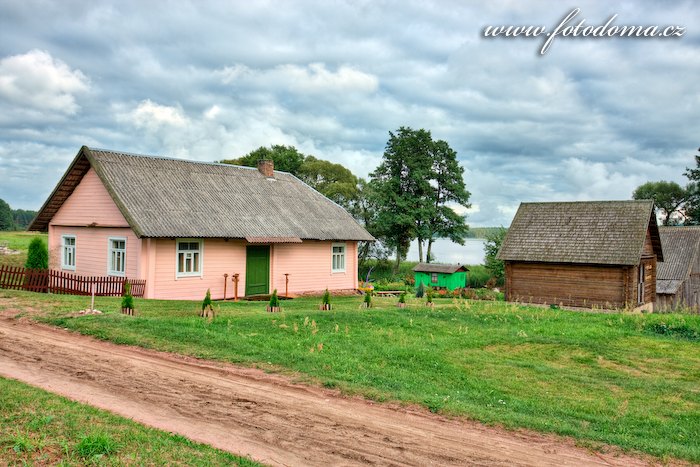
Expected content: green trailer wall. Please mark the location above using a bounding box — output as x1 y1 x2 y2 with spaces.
414 271 467 290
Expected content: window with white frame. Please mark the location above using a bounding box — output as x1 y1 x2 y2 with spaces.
177 239 202 277
61 235 76 270
431 273 438 283
108 238 126 276
332 243 346 273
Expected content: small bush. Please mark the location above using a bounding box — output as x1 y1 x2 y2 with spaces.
121 280 134 310
269 289 281 308
25 237 48 269
646 321 699 340
426 288 434 303
398 292 406 304
415 281 425 298
202 288 212 311
373 281 408 292
466 265 491 288
322 289 331 306
363 291 372 308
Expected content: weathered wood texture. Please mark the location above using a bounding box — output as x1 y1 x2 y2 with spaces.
504 261 655 309
655 227 700 312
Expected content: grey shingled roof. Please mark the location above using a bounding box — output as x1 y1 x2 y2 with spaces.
413 263 468 273
497 200 662 265
30 147 374 241
656 227 700 294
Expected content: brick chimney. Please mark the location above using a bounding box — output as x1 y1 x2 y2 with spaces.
257 159 274 177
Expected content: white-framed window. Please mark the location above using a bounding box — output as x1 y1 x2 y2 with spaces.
61 235 76 270
108 237 126 276
431 273 438 283
177 239 203 277
332 242 346 273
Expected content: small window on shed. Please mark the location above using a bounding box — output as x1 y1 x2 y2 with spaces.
431 272 438 283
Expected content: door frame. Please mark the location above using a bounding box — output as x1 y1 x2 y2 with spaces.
245 245 270 296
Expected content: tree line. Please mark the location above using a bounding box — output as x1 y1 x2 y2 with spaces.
0 198 37 231
221 126 472 271
632 148 700 225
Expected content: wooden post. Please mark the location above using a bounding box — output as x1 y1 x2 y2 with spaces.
232 273 239 301
284 273 290 298
223 273 228 301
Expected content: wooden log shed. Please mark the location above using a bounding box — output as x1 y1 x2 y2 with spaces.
656 226 700 312
497 200 663 311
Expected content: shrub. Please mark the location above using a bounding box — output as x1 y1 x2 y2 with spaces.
466 265 490 288
484 227 507 286
121 280 134 310
322 288 331 306
25 237 48 269
363 291 372 308
426 288 434 303
415 281 425 298
398 292 406 304
202 288 212 311
269 289 281 308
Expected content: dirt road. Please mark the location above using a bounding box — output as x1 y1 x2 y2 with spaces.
0 317 652 466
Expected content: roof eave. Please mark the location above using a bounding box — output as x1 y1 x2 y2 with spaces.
27 146 92 232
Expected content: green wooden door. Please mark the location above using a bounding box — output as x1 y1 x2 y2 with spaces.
245 246 270 296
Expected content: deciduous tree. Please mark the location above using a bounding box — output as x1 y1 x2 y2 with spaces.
425 139 471 263
632 181 690 225
369 127 434 270
0 198 14 231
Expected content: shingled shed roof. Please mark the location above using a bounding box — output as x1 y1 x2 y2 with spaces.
497 200 662 265
413 263 468 273
29 146 374 241
656 227 700 295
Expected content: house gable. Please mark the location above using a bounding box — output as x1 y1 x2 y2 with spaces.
51 168 130 228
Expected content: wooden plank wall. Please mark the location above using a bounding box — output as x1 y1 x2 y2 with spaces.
505 261 627 308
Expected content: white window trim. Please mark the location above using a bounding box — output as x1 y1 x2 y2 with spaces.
331 242 346 273
107 237 127 277
61 234 76 271
176 238 204 279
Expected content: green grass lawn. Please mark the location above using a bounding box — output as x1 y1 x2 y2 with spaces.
0 376 260 466
0 231 47 267
2 289 699 462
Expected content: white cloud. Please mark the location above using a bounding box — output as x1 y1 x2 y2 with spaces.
0 49 89 115
203 105 221 120
128 99 188 129
218 62 379 95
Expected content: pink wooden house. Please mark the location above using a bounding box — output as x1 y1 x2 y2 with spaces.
29 146 373 300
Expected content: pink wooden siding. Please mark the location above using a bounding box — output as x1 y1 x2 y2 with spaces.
151 239 247 300
50 226 141 278
149 239 358 300
51 168 129 227
49 168 141 279
272 241 357 293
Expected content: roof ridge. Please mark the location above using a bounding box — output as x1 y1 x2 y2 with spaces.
87 146 293 175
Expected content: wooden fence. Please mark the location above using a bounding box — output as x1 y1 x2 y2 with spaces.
0 266 146 297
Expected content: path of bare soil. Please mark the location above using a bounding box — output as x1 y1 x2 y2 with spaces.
0 316 657 466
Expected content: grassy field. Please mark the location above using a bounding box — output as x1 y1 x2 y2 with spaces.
1 289 699 462
0 231 47 267
0 376 259 466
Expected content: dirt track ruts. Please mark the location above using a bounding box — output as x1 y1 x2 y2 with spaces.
0 316 654 466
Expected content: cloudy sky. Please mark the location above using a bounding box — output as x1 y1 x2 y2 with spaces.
1 0 698 230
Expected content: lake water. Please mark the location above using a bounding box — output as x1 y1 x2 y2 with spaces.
406 238 486 265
